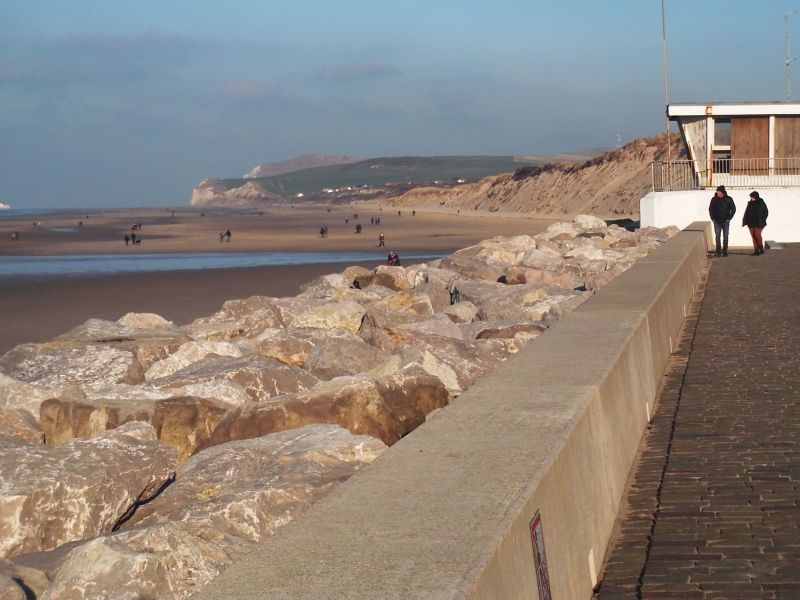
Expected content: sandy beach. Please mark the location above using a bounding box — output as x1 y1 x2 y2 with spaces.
0 205 555 256
0 204 553 353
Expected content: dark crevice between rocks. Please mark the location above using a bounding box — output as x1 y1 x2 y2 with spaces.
112 472 176 532
12 577 36 600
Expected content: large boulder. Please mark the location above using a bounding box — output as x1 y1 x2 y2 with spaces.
247 327 321 367
290 299 365 334
54 318 190 372
441 301 479 324
0 422 176 558
302 335 390 380
0 373 54 417
40 395 231 463
439 246 506 282
0 408 42 445
149 355 319 403
144 340 243 380
0 343 144 394
202 370 448 449
39 426 385 600
368 265 412 291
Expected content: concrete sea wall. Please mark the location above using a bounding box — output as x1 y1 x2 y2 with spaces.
195 222 712 600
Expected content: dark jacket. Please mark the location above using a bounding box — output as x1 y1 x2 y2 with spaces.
742 198 768 228
709 193 736 223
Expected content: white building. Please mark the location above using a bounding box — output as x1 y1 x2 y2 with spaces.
640 102 800 247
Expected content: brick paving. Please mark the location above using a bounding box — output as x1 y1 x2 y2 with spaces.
595 245 800 599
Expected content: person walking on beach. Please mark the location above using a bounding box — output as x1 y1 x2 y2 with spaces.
225 229 232 242
709 185 736 256
124 234 130 246
130 232 137 245
742 191 769 255
378 232 385 247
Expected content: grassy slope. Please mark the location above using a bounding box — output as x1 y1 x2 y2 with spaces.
216 156 560 197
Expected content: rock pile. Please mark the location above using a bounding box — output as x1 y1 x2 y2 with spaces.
0 216 677 598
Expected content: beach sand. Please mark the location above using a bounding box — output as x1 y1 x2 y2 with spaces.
0 205 554 353
0 205 555 256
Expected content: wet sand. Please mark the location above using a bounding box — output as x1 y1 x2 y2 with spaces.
0 261 386 354
0 205 553 353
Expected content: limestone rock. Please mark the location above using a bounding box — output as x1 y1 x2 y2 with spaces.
188 295 285 338
290 299 365 333
297 272 347 298
302 335 390 380
149 355 319 402
0 408 43 445
502 266 578 288
370 366 451 436
0 421 176 559
474 234 537 264
180 321 247 342
41 426 385 600
116 312 173 329
573 214 607 229
439 246 506 282
368 265 411 291
203 371 447 449
520 247 565 271
248 327 321 367
40 395 230 463
144 340 243 380
364 290 435 327
398 315 464 340
0 373 54 417
441 301 479 324
0 557 50 599
1 343 144 393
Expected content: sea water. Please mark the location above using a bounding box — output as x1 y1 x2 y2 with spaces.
0 251 442 278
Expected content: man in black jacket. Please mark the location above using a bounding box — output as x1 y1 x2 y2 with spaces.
709 185 736 256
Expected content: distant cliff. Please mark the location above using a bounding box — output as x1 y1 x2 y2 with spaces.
390 134 683 217
190 180 285 208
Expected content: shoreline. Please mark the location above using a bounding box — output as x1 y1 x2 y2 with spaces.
0 205 554 354
0 260 397 354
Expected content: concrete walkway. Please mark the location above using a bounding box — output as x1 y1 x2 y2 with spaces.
596 245 800 598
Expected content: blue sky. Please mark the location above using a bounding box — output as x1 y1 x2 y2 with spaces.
1 1 797 208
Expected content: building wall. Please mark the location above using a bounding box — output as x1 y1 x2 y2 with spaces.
641 189 800 246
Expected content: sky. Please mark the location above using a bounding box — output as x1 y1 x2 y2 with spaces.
1 0 798 208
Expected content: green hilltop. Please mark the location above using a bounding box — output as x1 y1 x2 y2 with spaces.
215 155 560 198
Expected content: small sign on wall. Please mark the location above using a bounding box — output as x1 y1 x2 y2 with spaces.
530 511 552 600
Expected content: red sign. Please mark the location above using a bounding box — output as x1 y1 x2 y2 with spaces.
530 511 552 600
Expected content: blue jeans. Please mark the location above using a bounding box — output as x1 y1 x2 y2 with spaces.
713 220 730 253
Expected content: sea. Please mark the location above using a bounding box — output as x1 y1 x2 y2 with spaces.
0 251 443 279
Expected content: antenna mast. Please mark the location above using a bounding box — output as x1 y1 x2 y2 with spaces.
661 0 671 160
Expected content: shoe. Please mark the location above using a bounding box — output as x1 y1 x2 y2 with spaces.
759 248 764 255
722 252 728 257
751 251 759 256
715 252 722 257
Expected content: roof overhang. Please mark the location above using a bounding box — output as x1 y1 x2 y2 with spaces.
668 102 800 117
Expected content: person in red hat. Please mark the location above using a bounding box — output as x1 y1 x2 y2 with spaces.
742 191 769 256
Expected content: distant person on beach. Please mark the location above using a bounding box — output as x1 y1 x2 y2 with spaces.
709 185 736 257
387 251 400 266
130 233 137 245
225 229 232 242
124 234 130 246
742 191 769 256
11 231 19 241
219 232 225 242
378 233 385 247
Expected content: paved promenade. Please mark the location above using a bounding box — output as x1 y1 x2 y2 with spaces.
596 245 800 598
